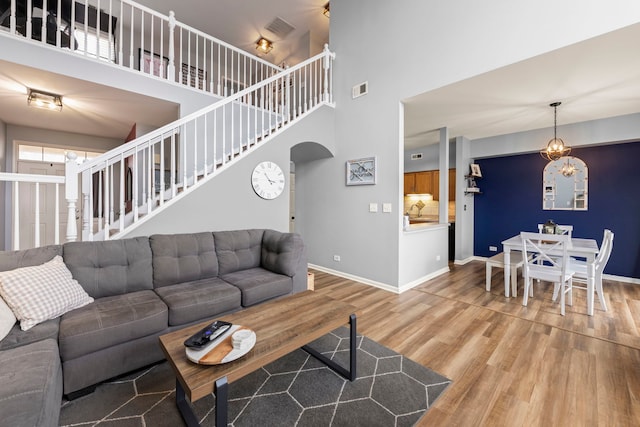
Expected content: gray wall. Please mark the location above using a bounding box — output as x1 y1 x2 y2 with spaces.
470 112 640 159
404 142 456 173
299 0 640 289
124 105 335 238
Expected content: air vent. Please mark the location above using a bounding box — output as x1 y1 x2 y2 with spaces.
265 17 296 38
352 81 368 99
410 153 423 160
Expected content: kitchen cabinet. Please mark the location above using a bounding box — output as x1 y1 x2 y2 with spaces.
404 171 433 195
404 169 455 201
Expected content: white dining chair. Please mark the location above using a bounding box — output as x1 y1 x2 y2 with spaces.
537 223 573 236
559 229 614 312
521 232 575 316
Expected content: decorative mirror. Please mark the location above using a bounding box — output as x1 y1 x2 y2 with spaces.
543 156 588 210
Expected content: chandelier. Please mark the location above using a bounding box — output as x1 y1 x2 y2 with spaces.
561 157 576 177
540 101 570 161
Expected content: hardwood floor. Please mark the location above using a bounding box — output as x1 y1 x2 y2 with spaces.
310 262 640 426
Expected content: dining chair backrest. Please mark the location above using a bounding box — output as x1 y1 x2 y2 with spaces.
521 232 571 283
595 229 614 272
537 224 573 237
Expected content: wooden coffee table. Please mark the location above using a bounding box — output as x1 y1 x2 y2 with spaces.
158 291 358 427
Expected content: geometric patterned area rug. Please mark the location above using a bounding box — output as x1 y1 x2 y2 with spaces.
60 327 451 427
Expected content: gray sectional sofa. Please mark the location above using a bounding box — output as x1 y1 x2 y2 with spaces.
0 228 306 427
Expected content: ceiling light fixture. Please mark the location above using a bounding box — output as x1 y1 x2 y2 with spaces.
27 88 63 112
256 37 274 54
323 2 330 18
540 101 570 161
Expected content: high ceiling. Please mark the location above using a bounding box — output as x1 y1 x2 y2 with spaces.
0 1 639 151
133 0 331 67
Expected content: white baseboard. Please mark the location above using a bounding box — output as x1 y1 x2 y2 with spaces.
398 267 450 293
603 274 640 285
454 256 477 265
308 264 450 294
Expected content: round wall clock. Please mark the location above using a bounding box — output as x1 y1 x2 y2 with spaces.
251 161 285 199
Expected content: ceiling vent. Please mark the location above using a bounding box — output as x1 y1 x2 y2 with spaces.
265 17 296 38
410 153 423 160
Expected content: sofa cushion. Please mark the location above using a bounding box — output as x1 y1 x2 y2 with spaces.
0 318 59 352
0 338 62 427
261 230 304 276
150 232 218 288
0 255 94 330
0 245 63 273
63 237 153 298
154 278 241 325
214 229 264 275
220 267 293 306
58 290 167 361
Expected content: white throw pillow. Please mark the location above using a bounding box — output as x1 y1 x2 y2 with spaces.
0 255 94 331
0 296 17 341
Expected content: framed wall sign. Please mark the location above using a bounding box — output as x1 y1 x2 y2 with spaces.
139 49 168 78
346 156 377 186
182 63 207 89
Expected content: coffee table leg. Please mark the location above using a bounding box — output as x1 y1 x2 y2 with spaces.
175 377 228 427
215 377 228 426
176 379 200 427
302 313 357 381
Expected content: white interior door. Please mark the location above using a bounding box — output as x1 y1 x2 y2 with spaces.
16 161 68 249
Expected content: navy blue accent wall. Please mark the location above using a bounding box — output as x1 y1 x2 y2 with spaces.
474 141 640 279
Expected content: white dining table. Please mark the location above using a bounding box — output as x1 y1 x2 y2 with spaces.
501 234 599 315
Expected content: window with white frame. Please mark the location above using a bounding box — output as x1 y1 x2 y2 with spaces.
18 144 103 165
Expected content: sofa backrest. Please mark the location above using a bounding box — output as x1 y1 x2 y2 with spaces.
214 229 264 275
261 230 304 277
62 237 153 298
0 245 62 273
149 232 218 288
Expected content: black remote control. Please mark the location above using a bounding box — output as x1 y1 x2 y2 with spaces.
184 320 232 349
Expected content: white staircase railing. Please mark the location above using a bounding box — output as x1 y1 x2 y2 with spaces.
67 45 335 242
0 0 281 94
0 171 68 250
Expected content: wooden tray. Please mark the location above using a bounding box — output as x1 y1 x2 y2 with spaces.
185 325 256 365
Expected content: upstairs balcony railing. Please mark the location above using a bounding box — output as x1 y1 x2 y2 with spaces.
0 0 282 95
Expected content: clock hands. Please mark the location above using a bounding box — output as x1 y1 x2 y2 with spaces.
263 172 275 185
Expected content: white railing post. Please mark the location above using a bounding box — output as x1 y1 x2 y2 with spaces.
9 0 16 34
82 170 91 241
65 152 79 242
322 44 331 103
13 181 19 250
168 11 176 82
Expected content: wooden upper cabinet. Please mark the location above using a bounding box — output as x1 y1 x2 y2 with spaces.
414 171 432 194
430 171 440 200
404 173 415 195
404 169 456 201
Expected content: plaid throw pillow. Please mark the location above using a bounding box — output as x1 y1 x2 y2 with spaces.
0 255 94 331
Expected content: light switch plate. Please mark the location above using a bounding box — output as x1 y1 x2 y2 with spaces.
382 203 392 213
369 203 378 213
